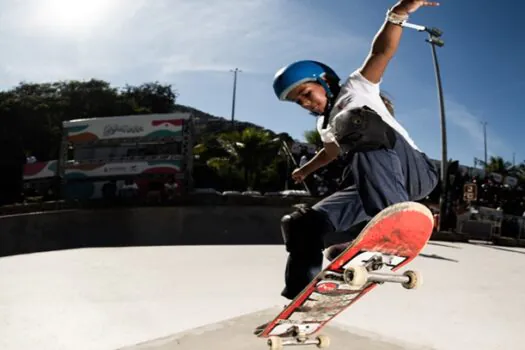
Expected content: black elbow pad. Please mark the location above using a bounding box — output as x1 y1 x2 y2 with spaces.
330 106 396 153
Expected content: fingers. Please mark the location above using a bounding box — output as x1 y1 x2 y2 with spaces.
291 174 304 183
422 1 440 6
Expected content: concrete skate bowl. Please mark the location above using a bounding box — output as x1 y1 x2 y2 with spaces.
0 205 298 258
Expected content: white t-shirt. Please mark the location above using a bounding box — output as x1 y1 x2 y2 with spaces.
316 70 420 152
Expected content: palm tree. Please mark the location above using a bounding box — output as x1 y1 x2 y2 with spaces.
484 156 512 175
194 128 281 189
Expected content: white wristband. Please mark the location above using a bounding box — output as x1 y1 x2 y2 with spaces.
386 8 409 25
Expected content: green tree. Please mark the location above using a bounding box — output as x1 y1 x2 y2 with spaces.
0 79 178 205
303 129 323 149
0 79 178 161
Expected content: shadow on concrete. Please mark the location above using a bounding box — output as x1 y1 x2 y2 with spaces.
418 253 459 263
427 242 462 249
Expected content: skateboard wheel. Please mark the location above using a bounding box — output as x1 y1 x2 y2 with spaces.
343 265 368 290
268 336 283 350
316 334 330 348
402 270 422 289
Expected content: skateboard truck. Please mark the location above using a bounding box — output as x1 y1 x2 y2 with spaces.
322 254 422 290
266 266 422 350
343 266 422 290
267 326 330 350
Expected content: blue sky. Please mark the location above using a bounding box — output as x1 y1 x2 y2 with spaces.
0 0 522 167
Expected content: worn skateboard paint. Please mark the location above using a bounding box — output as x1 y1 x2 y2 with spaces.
256 201 434 338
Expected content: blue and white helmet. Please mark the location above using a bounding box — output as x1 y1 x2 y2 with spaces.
273 60 340 101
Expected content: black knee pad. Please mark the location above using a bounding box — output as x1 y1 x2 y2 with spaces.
281 208 329 254
330 105 396 154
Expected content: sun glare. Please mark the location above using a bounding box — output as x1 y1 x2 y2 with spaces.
33 0 112 32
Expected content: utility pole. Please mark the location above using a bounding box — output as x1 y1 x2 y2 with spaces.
230 68 242 128
481 121 488 166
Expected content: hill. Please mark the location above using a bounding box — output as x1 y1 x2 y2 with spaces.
172 104 294 143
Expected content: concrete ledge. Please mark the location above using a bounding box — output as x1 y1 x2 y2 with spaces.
3 202 513 258
4 197 521 257
0 206 292 257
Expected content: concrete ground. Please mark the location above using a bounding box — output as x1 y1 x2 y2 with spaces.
1 242 524 350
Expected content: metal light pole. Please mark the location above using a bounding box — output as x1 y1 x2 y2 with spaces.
427 33 448 232
402 22 448 232
230 68 242 128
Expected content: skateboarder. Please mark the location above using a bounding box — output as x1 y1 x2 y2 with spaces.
272 0 440 301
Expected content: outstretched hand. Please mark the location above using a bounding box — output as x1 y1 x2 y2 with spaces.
291 168 307 183
393 0 440 15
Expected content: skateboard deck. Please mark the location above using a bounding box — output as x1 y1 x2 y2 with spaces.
255 201 434 349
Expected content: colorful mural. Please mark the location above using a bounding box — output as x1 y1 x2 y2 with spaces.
63 160 182 199
64 160 181 179
23 161 57 180
59 112 192 199
63 113 191 143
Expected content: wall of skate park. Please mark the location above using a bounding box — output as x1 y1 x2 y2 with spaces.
1 194 359 258
1 194 523 258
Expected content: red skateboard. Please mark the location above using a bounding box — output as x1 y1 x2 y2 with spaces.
254 201 434 349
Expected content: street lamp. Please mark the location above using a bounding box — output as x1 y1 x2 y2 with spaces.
402 21 448 232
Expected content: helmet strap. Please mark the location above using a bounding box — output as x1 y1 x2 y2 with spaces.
318 78 333 100
316 78 340 130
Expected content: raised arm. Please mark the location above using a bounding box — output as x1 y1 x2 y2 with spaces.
360 0 440 84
